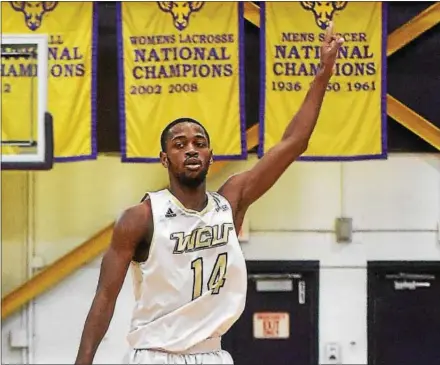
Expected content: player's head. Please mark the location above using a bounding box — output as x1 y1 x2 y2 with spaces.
159 118 213 189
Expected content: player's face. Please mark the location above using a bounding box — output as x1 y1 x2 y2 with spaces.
160 122 212 188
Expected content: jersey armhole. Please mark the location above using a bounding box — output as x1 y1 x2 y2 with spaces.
140 192 149 203
132 193 157 266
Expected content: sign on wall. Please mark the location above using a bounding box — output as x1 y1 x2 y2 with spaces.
253 312 290 339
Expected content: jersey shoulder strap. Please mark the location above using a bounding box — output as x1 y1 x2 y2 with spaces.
209 192 235 218
139 189 171 221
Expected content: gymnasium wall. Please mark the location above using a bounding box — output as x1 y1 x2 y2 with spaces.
1 158 168 363
1 157 167 294
2 153 440 364
1 172 29 296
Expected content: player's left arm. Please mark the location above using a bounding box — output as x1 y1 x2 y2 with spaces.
220 22 344 219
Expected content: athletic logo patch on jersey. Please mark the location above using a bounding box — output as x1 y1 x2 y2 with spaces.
216 204 229 212
212 194 229 212
165 208 177 218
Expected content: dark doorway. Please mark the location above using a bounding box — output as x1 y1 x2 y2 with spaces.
368 261 440 365
223 260 319 365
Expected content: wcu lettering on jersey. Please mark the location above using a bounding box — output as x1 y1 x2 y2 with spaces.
171 223 234 254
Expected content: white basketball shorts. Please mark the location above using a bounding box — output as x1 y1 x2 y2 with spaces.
127 348 234 364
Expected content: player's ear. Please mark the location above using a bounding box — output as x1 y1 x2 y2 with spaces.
160 151 169 168
209 149 213 165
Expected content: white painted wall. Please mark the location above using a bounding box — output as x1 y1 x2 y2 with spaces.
2 154 440 365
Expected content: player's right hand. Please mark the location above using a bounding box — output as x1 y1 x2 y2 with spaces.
320 21 345 75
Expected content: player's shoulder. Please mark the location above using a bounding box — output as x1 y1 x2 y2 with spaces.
117 196 152 228
207 189 228 204
217 172 248 193
140 188 168 202
216 172 247 209
109 200 153 250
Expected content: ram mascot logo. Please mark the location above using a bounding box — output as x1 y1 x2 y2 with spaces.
300 1 347 30
157 1 204 31
9 1 58 31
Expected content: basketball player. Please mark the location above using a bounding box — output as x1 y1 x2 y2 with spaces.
75 22 344 364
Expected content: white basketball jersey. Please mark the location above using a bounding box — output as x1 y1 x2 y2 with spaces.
127 189 247 353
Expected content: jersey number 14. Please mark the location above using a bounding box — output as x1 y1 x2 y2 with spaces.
191 253 228 300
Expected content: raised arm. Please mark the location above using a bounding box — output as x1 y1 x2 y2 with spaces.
75 201 152 365
220 22 344 217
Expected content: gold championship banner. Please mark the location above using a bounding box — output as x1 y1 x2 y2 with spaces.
118 2 246 162
260 2 387 160
2 2 97 161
